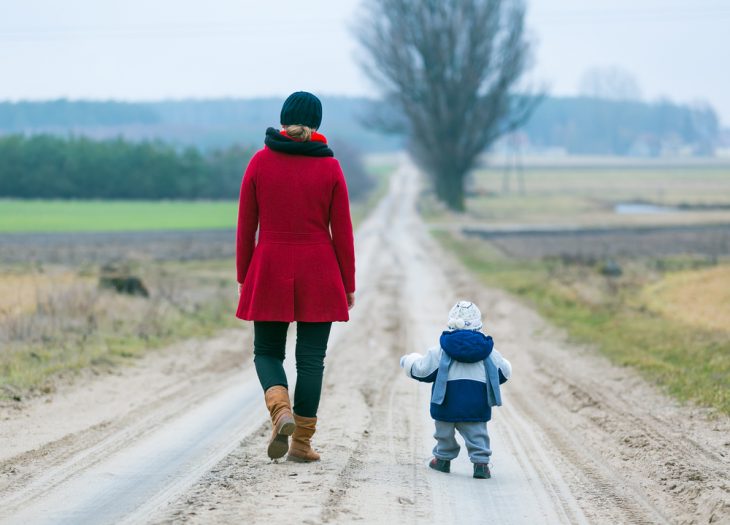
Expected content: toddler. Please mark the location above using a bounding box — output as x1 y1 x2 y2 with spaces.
400 301 511 479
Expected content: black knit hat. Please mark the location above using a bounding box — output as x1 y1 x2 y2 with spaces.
280 91 322 129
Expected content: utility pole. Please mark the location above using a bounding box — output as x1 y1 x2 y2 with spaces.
502 132 526 195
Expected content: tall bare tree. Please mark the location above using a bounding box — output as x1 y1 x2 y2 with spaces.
357 0 536 211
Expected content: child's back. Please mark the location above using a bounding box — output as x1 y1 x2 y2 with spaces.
400 301 512 479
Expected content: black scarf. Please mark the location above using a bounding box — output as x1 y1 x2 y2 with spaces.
264 127 334 157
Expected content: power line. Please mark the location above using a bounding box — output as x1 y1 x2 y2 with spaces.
535 3 730 16
1 7 729 43
0 18 345 42
533 5 730 23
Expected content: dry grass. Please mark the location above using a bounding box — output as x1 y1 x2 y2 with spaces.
422 163 730 228
0 269 97 315
641 265 730 333
0 260 237 400
473 165 730 204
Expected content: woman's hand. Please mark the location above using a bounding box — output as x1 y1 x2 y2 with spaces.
238 283 243 297
346 292 355 310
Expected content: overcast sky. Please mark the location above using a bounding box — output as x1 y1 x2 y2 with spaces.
1 0 729 124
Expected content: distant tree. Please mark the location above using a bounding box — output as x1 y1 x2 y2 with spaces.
329 138 375 201
204 144 256 198
356 0 537 210
579 66 642 102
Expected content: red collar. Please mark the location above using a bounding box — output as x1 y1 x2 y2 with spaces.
280 129 327 143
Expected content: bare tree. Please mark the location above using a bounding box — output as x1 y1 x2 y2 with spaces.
356 0 537 211
579 66 642 101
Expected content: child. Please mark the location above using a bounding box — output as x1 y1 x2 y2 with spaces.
400 301 511 479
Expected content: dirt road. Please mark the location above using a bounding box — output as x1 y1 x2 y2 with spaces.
1 159 728 524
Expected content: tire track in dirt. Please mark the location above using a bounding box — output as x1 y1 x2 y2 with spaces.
523 360 728 523
0 331 267 524
0 331 248 501
320 252 432 524
383 166 589 524
152 170 424 524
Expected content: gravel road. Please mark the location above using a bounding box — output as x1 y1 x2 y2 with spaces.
1 160 727 524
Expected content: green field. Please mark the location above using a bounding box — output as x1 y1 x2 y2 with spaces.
0 199 238 233
0 160 398 233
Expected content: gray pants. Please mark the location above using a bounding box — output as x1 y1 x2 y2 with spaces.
433 420 491 464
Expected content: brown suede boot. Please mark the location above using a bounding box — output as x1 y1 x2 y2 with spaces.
264 386 295 459
287 414 320 462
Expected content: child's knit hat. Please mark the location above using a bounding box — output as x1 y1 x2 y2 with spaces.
447 300 483 331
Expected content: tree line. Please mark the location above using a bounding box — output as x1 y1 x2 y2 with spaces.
0 99 159 129
524 97 719 156
0 134 253 199
0 134 373 201
0 96 718 157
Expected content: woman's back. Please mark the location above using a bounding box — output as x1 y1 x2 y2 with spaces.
253 148 341 235
236 130 355 322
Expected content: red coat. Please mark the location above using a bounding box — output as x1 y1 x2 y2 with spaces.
235 146 355 322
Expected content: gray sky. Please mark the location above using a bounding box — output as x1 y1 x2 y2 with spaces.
1 0 729 124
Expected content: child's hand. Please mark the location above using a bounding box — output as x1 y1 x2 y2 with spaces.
400 353 422 375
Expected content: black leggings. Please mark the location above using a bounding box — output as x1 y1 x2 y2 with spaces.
253 321 332 418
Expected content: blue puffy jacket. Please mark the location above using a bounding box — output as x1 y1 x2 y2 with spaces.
401 330 512 422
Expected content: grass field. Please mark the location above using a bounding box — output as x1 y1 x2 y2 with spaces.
0 199 237 233
423 162 730 227
427 159 730 415
0 160 397 233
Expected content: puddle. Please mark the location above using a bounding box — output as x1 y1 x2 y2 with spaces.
614 203 679 215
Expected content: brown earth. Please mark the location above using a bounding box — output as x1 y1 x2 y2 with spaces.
460 224 730 260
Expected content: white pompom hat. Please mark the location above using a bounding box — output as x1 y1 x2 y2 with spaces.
447 300 483 331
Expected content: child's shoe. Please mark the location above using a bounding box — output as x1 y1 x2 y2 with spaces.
429 458 451 473
473 463 491 479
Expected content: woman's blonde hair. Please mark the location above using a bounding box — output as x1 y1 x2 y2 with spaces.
284 124 313 142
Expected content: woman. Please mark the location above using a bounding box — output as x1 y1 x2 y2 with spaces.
236 91 356 462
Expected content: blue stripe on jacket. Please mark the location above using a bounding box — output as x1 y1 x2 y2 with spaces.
410 330 507 422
